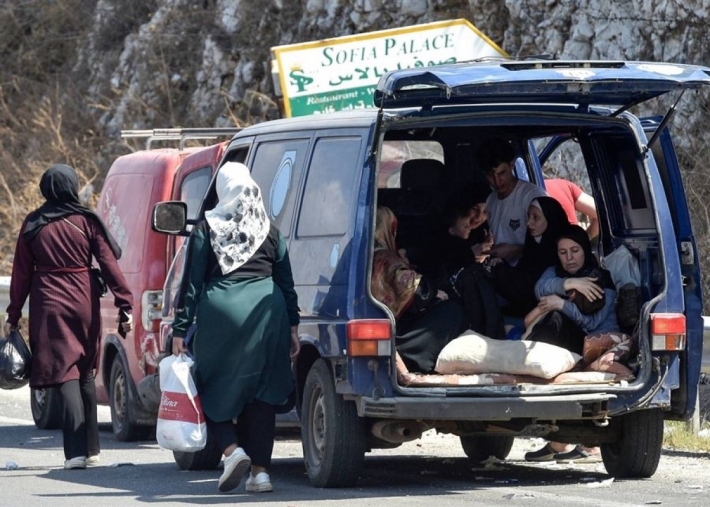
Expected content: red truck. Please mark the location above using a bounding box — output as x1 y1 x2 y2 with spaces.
30 128 239 440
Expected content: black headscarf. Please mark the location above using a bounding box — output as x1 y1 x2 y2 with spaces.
555 224 613 289
517 196 570 279
22 164 122 259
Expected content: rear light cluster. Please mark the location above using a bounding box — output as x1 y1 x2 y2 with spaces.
347 319 392 357
650 313 686 351
141 290 164 332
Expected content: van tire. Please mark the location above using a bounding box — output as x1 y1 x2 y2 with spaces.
30 388 62 430
601 408 663 478
460 435 515 463
173 429 222 470
301 359 367 487
109 359 153 442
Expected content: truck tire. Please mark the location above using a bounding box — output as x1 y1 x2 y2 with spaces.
109 359 153 442
173 428 222 470
601 408 663 478
460 435 515 463
30 388 62 430
301 359 367 487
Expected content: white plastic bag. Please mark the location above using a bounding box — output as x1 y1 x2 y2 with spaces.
156 354 206 452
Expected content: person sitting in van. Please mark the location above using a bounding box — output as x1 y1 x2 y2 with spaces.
479 138 547 265
371 206 466 373
544 177 599 241
489 196 570 319
523 224 633 463
432 197 505 340
463 185 494 263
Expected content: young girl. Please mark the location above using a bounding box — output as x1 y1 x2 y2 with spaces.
490 196 570 318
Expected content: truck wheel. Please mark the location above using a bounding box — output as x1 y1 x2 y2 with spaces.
601 409 663 478
30 388 62 430
460 435 515 463
173 427 222 470
109 359 153 442
301 359 367 487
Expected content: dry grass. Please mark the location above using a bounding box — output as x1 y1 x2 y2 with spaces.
663 420 710 452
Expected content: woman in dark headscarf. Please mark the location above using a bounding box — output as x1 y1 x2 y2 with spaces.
524 224 626 464
491 196 571 318
171 162 300 493
526 224 617 355
4 164 134 470
371 206 466 374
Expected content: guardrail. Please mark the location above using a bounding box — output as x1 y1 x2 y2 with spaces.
1 277 708 375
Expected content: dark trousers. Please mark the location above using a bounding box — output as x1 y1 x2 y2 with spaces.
207 399 277 468
526 310 586 356
57 372 100 460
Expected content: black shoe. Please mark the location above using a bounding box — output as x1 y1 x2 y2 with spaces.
554 445 602 463
524 443 556 462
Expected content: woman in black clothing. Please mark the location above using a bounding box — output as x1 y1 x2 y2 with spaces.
490 196 570 318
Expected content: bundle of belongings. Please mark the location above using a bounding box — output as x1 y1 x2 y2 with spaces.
398 330 636 387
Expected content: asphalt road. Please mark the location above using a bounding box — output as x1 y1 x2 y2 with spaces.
1 385 708 507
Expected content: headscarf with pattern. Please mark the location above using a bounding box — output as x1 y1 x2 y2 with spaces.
205 162 270 275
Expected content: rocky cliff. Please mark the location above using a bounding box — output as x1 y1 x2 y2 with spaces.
1 0 709 289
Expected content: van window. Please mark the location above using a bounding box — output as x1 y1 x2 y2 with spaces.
180 167 212 220
297 136 362 237
379 140 444 188
250 139 309 237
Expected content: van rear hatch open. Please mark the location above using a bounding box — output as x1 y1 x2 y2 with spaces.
374 60 710 110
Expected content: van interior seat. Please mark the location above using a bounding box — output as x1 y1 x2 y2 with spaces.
384 158 446 270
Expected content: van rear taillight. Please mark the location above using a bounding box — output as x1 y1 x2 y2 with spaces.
651 313 686 351
347 319 391 357
141 290 163 332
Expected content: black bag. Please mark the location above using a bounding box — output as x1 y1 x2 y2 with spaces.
0 328 32 390
92 267 108 297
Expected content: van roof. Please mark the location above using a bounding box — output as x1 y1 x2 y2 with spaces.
108 148 202 177
237 109 378 136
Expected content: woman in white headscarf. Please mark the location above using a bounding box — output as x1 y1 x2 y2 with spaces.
171 162 300 494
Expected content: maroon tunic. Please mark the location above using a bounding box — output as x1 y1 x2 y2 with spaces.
6 214 133 388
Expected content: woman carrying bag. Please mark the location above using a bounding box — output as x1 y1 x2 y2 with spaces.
4 164 134 469
171 162 300 494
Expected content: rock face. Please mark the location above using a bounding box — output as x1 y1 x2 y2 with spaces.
2 0 710 288
74 0 710 136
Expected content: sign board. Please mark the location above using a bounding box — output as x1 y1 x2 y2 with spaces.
271 19 507 117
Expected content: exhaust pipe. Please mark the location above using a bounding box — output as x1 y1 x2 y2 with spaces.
371 420 426 444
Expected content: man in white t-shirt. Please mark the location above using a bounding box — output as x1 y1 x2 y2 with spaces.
480 139 547 265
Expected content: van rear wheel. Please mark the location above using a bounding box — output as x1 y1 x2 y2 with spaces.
601 409 663 478
460 435 515 463
301 359 367 487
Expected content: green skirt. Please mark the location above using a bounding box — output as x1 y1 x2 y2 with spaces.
192 276 293 422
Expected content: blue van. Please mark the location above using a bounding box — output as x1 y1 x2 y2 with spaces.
153 60 709 486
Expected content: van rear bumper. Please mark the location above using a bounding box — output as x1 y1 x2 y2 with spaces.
353 393 615 421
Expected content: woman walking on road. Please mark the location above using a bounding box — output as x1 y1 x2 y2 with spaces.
3 164 134 470
171 161 300 494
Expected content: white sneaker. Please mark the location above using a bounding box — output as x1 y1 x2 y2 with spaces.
86 455 100 467
218 448 251 492
245 472 273 493
64 456 87 470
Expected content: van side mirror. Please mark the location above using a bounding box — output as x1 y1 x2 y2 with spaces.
152 201 187 235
